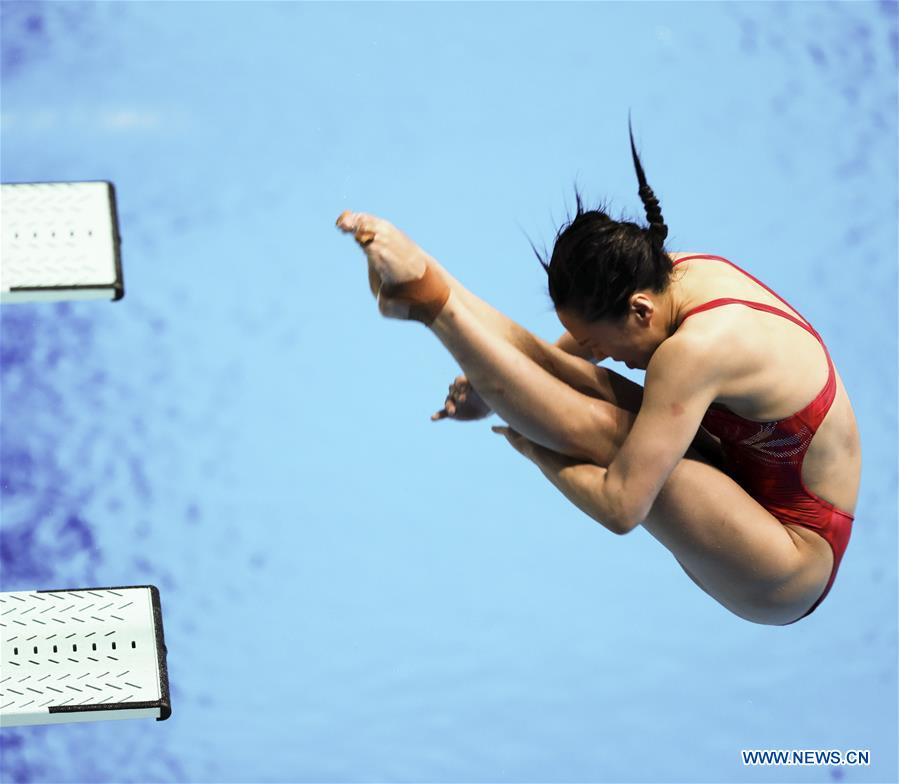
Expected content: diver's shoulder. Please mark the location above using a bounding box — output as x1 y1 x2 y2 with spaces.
666 309 743 366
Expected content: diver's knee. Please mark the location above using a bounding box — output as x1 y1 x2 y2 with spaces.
567 400 626 466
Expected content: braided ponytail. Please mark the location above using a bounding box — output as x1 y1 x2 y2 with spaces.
628 113 668 253
535 114 676 322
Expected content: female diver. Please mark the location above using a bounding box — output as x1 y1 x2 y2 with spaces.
335 122 861 626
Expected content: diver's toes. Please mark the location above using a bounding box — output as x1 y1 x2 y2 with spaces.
336 210 356 231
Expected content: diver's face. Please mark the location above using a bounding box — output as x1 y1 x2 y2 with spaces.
556 302 657 370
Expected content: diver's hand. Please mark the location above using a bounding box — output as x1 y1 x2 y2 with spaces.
431 375 492 422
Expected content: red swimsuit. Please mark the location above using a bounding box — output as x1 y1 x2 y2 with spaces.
674 255 854 623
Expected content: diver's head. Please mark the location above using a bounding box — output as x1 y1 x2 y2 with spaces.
532 118 675 370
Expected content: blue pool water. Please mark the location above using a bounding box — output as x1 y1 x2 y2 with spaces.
1 2 896 782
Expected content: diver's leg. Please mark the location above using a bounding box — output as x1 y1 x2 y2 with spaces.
427 291 628 464
426 258 648 411
638 454 834 625
429 287 723 466
346 211 644 411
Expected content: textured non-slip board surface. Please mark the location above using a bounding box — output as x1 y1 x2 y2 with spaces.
0 585 170 726
1 181 124 303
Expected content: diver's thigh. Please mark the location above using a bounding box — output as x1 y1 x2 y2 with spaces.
642 456 829 624
529 336 646 413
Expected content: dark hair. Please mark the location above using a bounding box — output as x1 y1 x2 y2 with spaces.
532 116 672 322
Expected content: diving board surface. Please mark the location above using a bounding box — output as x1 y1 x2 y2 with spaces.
0 585 170 727
1 181 124 303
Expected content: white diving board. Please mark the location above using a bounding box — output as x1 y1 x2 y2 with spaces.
0 181 124 303
0 585 170 727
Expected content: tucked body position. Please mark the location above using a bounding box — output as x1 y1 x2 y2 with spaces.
335 121 861 626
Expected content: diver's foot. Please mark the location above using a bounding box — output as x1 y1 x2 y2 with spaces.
336 210 450 324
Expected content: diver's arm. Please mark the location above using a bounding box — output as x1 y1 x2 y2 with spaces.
526 448 625 535
492 424 627 534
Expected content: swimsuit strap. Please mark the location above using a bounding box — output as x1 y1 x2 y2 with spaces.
674 255 836 428
680 297 821 339
673 254 819 337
